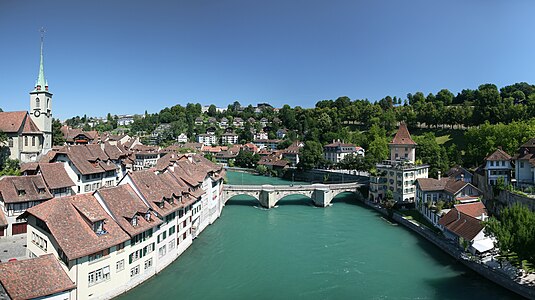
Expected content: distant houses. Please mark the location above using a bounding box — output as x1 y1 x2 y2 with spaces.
323 140 364 164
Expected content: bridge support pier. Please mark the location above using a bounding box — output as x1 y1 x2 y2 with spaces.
312 184 332 207
259 185 277 208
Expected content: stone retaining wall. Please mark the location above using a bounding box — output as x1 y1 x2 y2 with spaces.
362 200 535 299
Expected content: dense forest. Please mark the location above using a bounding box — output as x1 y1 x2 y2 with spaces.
62 82 535 173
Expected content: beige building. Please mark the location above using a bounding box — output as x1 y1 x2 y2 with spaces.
20 154 225 300
369 123 429 203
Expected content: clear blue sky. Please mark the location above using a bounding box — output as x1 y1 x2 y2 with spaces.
1 0 534 120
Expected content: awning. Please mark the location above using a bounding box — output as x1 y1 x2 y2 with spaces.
472 238 494 253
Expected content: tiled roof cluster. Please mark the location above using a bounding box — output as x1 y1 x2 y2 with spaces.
0 175 53 204
53 144 119 175
22 154 224 261
439 202 488 242
0 254 75 300
60 126 98 143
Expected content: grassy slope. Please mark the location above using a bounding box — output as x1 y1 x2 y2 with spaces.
410 127 468 150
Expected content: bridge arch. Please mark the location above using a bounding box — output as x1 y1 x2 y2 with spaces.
225 194 262 206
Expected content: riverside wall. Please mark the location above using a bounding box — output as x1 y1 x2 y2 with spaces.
362 200 535 299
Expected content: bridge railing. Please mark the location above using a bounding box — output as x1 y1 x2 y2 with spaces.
225 181 366 191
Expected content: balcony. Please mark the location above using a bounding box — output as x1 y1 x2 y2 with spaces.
376 160 429 170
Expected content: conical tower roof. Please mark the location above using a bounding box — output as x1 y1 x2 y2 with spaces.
390 123 416 145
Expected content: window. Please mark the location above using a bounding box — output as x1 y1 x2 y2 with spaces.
501 161 505 166
88 266 110 287
84 185 91 192
490 161 494 166
130 265 140 277
169 225 176 236
88 249 108 262
32 136 35 146
158 245 167 258
521 161 525 168
8 138 13 148
144 243 155 255
36 98 40 107
116 259 125 272
131 216 138 227
129 249 143 263
24 136 28 146
168 240 175 251
31 232 47 251
144 258 153 270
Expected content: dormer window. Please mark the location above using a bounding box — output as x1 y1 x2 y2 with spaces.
93 220 107 235
145 212 151 221
37 188 45 194
131 216 138 227
18 190 26 196
158 202 165 209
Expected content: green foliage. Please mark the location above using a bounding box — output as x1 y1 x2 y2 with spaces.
298 141 325 170
485 204 535 266
413 132 450 178
52 118 66 146
234 150 260 169
256 164 268 175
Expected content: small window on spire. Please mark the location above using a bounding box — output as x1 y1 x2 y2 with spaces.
36 97 40 108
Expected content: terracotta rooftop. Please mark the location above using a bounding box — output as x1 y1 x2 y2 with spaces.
439 209 485 241
39 162 76 190
454 202 487 219
484 148 511 161
0 175 53 204
390 123 416 145
53 145 116 175
23 194 129 260
22 116 42 134
97 185 162 237
128 170 184 217
0 254 75 300
0 111 27 133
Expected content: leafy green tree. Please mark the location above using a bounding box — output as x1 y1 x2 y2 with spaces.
234 150 260 169
298 141 324 170
485 204 535 266
413 133 450 177
436 89 454 106
52 118 66 146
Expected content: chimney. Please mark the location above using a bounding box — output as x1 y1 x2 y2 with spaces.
437 171 441 180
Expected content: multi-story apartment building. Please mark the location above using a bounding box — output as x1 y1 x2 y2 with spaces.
221 132 239 145
369 123 429 203
196 133 217 146
51 145 120 194
19 155 225 300
512 138 535 187
323 140 364 164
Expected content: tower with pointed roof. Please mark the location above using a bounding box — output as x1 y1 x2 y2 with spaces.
29 29 52 153
369 123 429 204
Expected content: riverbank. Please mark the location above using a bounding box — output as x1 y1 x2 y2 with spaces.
361 200 535 299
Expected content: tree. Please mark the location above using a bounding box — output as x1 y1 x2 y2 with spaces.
52 118 66 146
208 104 217 117
234 150 260 169
298 141 324 170
436 89 454 105
485 204 535 267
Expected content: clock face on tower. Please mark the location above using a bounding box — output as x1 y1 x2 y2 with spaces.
34 110 40 117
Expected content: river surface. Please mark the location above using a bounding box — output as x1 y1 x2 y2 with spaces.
118 171 518 299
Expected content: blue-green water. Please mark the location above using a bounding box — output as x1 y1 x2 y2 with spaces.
118 172 518 299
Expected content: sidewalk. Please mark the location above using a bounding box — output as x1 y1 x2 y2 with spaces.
0 234 28 262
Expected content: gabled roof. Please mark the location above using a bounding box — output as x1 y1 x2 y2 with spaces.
39 162 76 190
454 202 487 219
97 185 162 237
22 115 42 134
484 148 511 161
0 175 53 204
0 111 27 133
128 170 183 217
439 209 485 241
390 123 416 145
0 254 75 300
53 145 114 175
446 165 473 178
23 194 129 260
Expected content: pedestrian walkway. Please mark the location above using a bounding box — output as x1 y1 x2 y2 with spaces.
0 234 27 262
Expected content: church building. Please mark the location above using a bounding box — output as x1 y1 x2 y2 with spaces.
0 32 52 163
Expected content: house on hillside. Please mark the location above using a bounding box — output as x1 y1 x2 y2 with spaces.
483 148 513 186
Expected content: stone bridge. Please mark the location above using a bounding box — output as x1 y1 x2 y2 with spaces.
223 182 366 208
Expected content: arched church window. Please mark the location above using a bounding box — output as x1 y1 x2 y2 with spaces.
36 97 40 108
47 98 50 108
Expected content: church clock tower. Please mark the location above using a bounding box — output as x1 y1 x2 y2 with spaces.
29 28 52 153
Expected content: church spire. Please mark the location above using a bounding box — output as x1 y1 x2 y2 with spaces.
35 27 48 92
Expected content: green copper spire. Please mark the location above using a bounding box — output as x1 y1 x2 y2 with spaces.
34 27 47 92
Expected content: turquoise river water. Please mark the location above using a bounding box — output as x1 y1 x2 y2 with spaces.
118 171 519 299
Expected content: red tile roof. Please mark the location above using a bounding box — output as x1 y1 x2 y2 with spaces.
97 185 162 237
485 148 512 161
454 202 487 219
22 116 41 134
439 209 485 241
38 162 76 190
53 145 116 175
0 175 53 204
23 194 130 260
390 123 416 145
128 170 184 217
0 254 75 300
0 111 27 133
